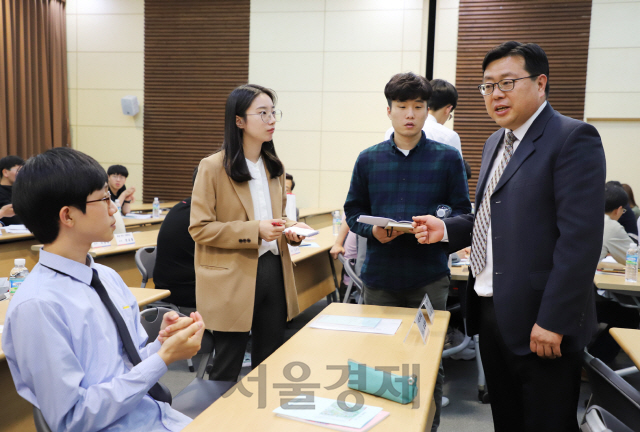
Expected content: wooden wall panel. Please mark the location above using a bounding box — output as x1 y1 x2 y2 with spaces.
143 0 250 201
454 0 592 196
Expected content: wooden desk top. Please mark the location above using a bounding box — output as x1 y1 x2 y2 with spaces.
594 273 640 292
123 215 165 228
129 200 181 213
298 207 340 219
0 288 170 362
610 328 640 368
450 265 468 281
0 231 34 243
291 226 336 263
31 230 159 258
184 303 450 432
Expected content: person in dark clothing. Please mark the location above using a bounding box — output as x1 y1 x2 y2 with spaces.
107 164 136 215
153 169 197 308
0 155 25 226
607 181 638 238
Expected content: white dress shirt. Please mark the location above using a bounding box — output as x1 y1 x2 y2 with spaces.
443 101 547 296
385 114 462 156
246 157 279 257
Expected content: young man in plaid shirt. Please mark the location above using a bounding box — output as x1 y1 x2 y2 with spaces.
344 72 471 431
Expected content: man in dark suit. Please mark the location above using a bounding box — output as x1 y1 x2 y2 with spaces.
413 41 605 431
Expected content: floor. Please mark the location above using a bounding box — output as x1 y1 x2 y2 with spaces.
160 299 640 431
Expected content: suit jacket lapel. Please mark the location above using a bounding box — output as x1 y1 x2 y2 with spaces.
475 133 502 205
230 179 255 221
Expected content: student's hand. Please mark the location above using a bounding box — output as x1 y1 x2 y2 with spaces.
259 219 286 242
157 319 205 365
330 244 345 260
284 230 305 243
158 311 201 343
121 187 136 203
372 225 403 244
412 215 445 244
0 204 15 218
530 323 563 359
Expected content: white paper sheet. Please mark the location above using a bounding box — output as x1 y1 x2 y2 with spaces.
310 315 402 335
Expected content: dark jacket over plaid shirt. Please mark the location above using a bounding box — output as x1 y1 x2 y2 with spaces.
344 132 472 291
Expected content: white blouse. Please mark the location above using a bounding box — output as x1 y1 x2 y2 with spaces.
246 157 279 257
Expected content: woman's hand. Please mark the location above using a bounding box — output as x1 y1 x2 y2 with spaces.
259 219 286 242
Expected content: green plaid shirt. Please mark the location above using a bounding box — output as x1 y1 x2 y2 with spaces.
344 132 471 291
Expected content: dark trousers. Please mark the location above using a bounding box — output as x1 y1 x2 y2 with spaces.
210 252 287 381
479 297 582 432
589 296 640 364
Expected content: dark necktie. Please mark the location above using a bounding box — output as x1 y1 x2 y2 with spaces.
89 269 172 404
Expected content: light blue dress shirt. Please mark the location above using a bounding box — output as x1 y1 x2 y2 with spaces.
2 249 192 432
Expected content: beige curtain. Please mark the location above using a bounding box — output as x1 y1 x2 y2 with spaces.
0 0 70 159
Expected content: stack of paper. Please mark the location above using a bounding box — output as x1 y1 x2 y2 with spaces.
310 314 402 336
123 214 154 219
274 395 389 431
4 224 30 234
356 215 413 233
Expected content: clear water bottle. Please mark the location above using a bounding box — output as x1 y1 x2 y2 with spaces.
332 210 341 236
626 242 638 283
152 197 160 218
9 259 29 294
114 198 121 213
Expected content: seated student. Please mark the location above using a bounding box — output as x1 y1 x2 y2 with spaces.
285 173 299 220
2 148 205 432
622 183 640 221
384 78 462 156
0 155 25 225
589 183 639 364
153 168 198 309
606 180 638 238
107 164 136 215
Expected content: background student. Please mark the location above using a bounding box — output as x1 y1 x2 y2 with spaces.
107 164 136 215
190 84 311 381
0 155 24 225
3 147 204 431
622 183 640 221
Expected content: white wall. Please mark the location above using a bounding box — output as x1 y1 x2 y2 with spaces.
585 0 640 192
249 0 428 209
66 0 145 197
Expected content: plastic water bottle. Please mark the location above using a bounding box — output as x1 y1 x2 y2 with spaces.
332 210 341 236
626 242 638 283
115 198 121 213
152 197 160 218
9 259 29 294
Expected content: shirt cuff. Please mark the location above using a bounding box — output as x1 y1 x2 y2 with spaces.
441 219 449 242
134 353 168 388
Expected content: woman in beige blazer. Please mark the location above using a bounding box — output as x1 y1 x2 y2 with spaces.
190 84 310 381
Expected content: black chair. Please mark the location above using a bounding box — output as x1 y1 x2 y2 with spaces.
140 307 195 372
581 405 634 432
32 406 52 432
583 351 640 430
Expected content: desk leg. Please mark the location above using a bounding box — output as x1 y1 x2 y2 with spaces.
326 252 339 303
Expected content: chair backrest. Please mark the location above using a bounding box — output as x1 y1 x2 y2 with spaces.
354 234 367 276
581 405 634 432
135 246 157 288
32 406 52 432
583 351 640 430
140 306 180 343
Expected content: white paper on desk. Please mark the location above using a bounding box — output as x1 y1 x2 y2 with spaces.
4 224 30 234
318 314 381 328
601 256 617 263
288 244 300 255
274 394 382 429
91 241 112 248
123 214 153 219
310 315 402 335
300 242 320 248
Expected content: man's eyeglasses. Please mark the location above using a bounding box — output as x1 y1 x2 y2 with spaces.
109 174 126 180
478 75 541 96
87 191 112 207
247 109 283 123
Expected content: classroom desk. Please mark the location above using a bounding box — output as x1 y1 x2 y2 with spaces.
0 288 170 432
291 226 342 312
594 273 640 293
610 328 640 369
129 200 180 213
298 207 340 229
183 303 450 432
123 214 165 232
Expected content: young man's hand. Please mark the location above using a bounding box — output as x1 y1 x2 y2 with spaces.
157 318 205 365
330 244 345 260
412 215 445 244
120 187 136 203
158 311 202 343
372 225 403 244
0 203 15 218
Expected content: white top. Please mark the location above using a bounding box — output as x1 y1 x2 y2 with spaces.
601 214 633 264
443 101 547 297
385 114 462 156
246 157 279 257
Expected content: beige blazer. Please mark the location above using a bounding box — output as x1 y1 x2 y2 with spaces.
189 151 300 331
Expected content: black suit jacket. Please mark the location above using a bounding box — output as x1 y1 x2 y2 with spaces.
445 103 605 355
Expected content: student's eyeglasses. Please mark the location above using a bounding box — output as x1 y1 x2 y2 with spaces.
247 109 283 123
86 191 112 207
478 75 541 96
109 174 126 180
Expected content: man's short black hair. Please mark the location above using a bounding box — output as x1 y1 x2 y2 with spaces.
13 148 108 244
384 72 432 108
107 164 129 178
286 173 295 191
482 41 550 98
428 79 458 111
0 155 25 178
605 184 628 213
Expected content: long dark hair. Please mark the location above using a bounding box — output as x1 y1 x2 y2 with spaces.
222 84 284 182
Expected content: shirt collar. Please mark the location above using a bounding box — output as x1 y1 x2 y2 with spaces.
425 114 438 126
245 156 263 169
388 130 427 154
508 101 547 142
38 248 95 285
